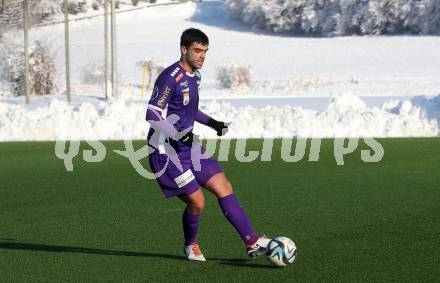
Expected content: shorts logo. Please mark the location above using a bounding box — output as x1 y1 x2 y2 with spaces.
170 67 180 77
183 92 190 106
174 170 195 188
158 86 171 107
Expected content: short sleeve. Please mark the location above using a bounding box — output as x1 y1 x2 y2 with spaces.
148 74 176 110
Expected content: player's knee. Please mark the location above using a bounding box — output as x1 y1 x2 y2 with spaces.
189 203 204 214
225 180 233 193
189 196 205 214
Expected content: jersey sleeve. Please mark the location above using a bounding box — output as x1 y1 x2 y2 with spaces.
146 73 178 138
148 74 176 112
195 110 212 126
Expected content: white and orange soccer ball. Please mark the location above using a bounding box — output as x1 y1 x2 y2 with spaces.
266 236 297 267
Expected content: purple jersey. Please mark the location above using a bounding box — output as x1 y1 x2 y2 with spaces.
147 62 201 152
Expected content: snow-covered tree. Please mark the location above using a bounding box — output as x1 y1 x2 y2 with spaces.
335 0 366 35
216 62 252 89
0 32 57 97
0 0 64 33
0 0 23 32
29 40 57 95
136 59 166 90
422 0 440 34
29 0 62 24
224 0 440 36
67 0 87 15
0 32 26 96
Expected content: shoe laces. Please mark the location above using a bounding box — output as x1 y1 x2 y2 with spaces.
191 244 201 256
247 235 269 249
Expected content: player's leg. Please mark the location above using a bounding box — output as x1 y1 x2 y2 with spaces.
203 172 270 257
204 173 257 241
149 153 206 261
178 189 206 262
178 188 204 245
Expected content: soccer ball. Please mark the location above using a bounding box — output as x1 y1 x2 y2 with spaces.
266 236 297 267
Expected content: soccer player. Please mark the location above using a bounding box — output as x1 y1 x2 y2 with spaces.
146 28 270 262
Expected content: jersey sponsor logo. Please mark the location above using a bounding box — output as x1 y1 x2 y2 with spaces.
183 92 190 106
182 87 189 93
175 72 184 83
157 86 171 107
170 67 180 77
180 80 188 88
174 169 195 188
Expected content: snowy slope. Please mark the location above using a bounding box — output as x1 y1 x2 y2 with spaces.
27 0 440 98
0 0 440 140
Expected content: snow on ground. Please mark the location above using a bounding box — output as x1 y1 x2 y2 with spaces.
0 93 438 141
1 0 440 140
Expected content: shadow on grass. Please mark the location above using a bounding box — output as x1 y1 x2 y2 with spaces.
218 259 275 269
0 241 185 261
0 241 274 268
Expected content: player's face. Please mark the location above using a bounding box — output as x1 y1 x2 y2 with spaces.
182 42 209 70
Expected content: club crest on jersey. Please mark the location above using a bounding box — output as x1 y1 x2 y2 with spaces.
180 80 188 88
183 92 190 106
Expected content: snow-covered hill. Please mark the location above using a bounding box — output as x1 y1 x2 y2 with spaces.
21 0 440 98
0 0 439 140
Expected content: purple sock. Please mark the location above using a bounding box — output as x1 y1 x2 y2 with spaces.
218 193 258 246
182 208 200 246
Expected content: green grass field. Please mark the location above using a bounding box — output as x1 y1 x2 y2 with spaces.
1 139 439 282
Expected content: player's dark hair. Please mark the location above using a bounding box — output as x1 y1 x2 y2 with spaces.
180 28 209 48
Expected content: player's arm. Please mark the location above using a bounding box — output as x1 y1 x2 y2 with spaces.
146 77 197 146
147 108 197 146
146 106 177 139
195 110 230 136
146 75 179 138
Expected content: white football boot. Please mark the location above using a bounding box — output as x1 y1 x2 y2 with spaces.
246 236 271 257
183 243 206 262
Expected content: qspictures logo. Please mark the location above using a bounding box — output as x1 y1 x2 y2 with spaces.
55 137 384 179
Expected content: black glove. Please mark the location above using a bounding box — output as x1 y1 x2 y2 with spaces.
178 131 200 147
207 119 230 136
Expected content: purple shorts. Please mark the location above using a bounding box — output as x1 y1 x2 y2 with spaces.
149 150 223 199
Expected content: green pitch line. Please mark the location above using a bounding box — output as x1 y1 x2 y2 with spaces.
0 139 439 282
